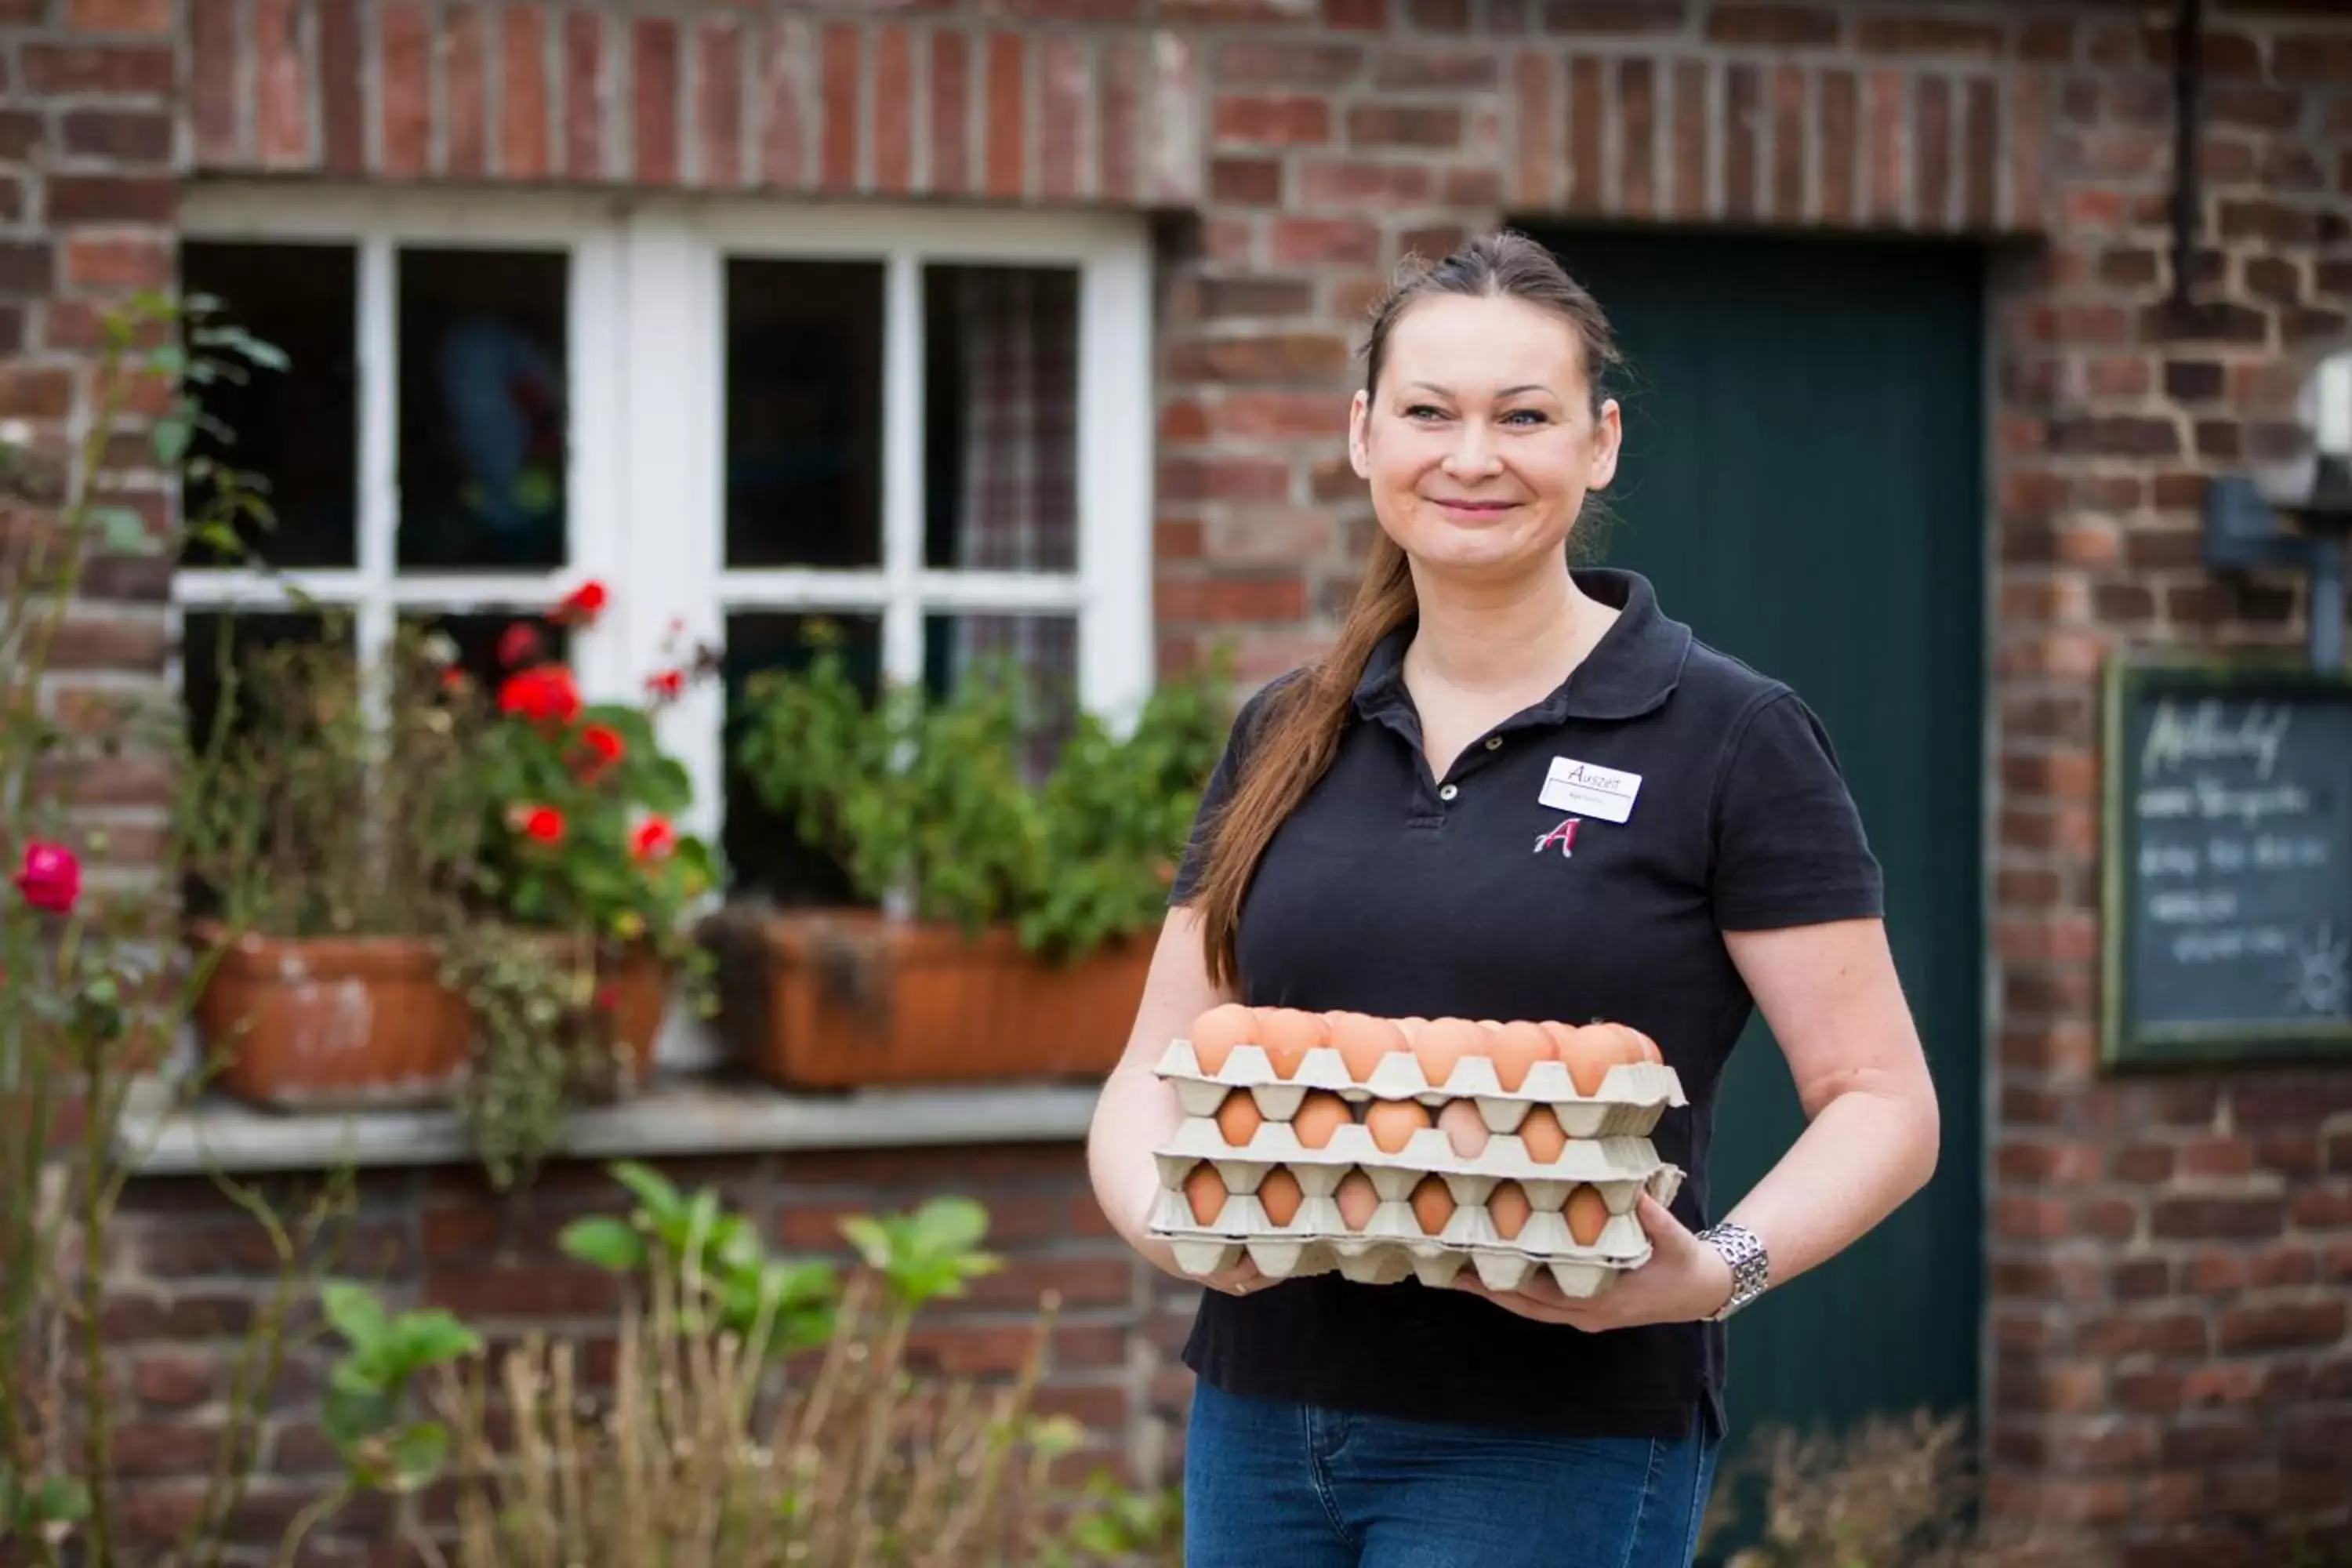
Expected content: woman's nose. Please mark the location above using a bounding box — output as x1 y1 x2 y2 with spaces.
1445 421 1502 476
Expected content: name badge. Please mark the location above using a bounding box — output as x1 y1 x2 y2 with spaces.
1540 756 1642 823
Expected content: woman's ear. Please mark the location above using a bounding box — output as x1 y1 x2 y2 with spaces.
1348 390 1372 479
1586 397 1623 491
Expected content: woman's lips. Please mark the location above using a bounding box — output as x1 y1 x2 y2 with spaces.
1432 498 1518 516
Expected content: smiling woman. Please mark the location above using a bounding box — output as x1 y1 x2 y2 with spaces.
1086 234 1943 1568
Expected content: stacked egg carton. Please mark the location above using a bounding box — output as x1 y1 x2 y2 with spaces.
1149 1025 1687 1298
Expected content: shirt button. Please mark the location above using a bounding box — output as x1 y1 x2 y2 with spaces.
1439 783 1459 801
1484 737 1503 751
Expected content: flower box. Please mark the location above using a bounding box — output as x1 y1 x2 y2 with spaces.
706 909 1149 1091
192 924 669 1111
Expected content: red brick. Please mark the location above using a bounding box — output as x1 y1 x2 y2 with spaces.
1513 51 1557 209
1270 218 1381 267
1209 157 1281 205
131 1350 216 1410
70 0 172 31
2183 1361 2262 1408
1156 575 1310 624
1538 0 1686 34
1859 16 2002 57
61 109 170 161
500 5 549 180
1864 68 1906 223
1619 59 1658 218
2275 34 2352 84
1670 59 1708 218
442 5 487 177
380 2 430 178
633 19 681 184
1376 46 1497 91
24 42 170 98
112 1421 225 1479
1039 34 1087 200
423 1261 619 1319
1162 455 1292 503
1097 31 1138 201
1704 5 1837 45
699 20 743 188
2216 1299 2347 1352
975 31 1025 198
1218 39 1363 87
314 0 363 175
962 1255 1135 1312
248 0 307 167
2291 1183 2352 1229
1169 332 1349 383
1568 54 1604 211
1214 93 1330 147
904 1321 1046 1377
564 10 606 180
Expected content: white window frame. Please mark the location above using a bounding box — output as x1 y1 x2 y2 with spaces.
176 183 1158 854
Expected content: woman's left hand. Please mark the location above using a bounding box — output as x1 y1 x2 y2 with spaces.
1450 1195 1734 1330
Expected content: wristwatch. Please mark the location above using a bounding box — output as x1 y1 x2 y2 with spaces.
1695 1221 1769 1322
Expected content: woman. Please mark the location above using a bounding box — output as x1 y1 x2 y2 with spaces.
1084 233 1941 1567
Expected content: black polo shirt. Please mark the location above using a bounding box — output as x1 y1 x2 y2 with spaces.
1167 568 1883 1441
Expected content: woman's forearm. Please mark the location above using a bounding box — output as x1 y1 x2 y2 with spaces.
1715 1076 1939 1290
1087 1060 1191 1276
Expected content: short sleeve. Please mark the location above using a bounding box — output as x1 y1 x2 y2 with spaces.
1168 673 1296 906
1709 690 1885 931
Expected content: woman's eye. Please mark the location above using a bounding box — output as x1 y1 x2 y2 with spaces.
1402 404 1447 421
1501 408 1548 427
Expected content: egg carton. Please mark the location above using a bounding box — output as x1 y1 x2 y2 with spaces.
1145 1162 1685 1298
1152 1115 1674 1191
1154 1040 1685 1140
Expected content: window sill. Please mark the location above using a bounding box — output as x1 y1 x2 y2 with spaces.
113 1073 1102 1177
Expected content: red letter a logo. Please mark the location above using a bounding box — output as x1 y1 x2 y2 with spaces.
1532 817 1580 858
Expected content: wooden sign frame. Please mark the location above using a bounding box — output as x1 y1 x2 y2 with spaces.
2100 650 2352 1069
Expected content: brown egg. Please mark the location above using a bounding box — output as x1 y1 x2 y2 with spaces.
1258 1167 1304 1227
1412 1017 1488 1091
1334 1170 1380 1231
1566 1184 1611 1247
1436 1099 1491 1160
1189 1004 1258 1073
1487 1021 1554 1092
1185 1163 1227 1226
1487 1180 1533 1240
1328 1011 1410 1083
1256 1008 1330 1080
1555 1023 1633 1097
1410 1175 1456 1236
1396 1016 1429 1044
1518 1105 1567 1163
1214 1089 1264 1149
1291 1091 1354 1149
1364 1099 1434 1155
1623 1024 1665 1064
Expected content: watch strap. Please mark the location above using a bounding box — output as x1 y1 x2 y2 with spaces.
1696 1221 1769 1321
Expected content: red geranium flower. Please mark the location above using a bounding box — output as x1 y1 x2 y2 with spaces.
554 580 608 627
12 841 81 914
575 724 625 779
645 669 684 704
630 817 677 862
498 666 581 727
441 667 470 694
506 804 567 845
496 621 544 670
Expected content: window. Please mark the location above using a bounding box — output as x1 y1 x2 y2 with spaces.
176 187 1156 896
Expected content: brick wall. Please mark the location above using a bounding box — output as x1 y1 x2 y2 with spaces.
7 0 2352 1560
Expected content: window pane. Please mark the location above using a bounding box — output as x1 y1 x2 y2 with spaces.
722 612 883 902
923 265 1079 575
179 242 358 569
724 260 883 568
398 610 569 696
397 248 568 571
924 612 1078 782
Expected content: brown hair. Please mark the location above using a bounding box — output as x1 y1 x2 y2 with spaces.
1188 231 1625 989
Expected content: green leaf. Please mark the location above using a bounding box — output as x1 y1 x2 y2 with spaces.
390 1309 481 1370
321 1280 391 1351
87 505 154 556
559 1214 648 1274
838 1215 891 1272
31 1475 90 1525
151 410 195 465
913 1195 989 1255
610 1158 684 1223
387 1422 450 1490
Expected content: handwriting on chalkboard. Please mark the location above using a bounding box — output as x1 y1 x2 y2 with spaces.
2107 667 2352 1065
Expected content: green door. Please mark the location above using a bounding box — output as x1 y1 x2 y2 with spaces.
1526 230 1986 1453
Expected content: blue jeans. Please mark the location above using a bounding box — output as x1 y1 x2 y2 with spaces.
1183 1380 1719 1568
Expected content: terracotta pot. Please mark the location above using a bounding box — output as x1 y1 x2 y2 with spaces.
706 909 1149 1090
475 932 672 1089
192 925 470 1111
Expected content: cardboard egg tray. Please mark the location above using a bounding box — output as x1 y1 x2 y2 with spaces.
1152 1039 1687 1140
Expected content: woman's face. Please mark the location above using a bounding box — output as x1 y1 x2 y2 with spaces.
1348 292 1620 584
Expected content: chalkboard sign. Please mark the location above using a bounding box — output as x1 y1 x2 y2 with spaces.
2103 655 2352 1067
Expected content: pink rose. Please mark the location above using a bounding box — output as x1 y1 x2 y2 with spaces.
13 841 82 914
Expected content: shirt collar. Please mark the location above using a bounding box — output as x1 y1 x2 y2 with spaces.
1352 568 1693 725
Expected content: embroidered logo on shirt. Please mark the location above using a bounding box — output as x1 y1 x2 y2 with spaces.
1532 817 1581 858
